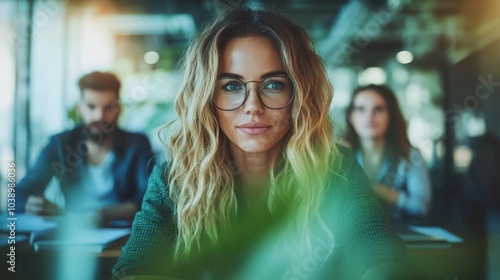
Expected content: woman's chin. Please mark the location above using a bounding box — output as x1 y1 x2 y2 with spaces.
232 141 277 155
360 132 385 141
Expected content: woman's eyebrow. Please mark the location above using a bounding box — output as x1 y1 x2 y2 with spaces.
260 70 288 79
218 73 243 79
218 70 288 80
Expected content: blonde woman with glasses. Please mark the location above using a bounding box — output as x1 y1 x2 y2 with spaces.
113 7 419 280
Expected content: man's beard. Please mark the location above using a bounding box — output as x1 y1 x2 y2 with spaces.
82 121 117 144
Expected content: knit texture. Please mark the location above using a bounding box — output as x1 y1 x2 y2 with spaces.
112 147 417 280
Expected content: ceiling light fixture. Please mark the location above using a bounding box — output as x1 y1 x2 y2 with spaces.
396 50 414 64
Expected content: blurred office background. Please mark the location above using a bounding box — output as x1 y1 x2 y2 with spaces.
1 0 499 279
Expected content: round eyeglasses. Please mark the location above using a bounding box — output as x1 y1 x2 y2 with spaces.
213 76 294 111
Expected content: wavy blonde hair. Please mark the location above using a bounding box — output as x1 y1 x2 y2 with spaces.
161 7 341 260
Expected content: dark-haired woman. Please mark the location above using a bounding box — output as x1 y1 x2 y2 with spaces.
345 84 432 218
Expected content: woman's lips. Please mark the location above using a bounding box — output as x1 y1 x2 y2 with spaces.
237 123 271 135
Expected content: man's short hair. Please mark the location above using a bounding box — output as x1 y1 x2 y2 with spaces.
78 71 121 97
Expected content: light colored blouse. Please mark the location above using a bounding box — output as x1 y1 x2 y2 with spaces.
355 147 432 216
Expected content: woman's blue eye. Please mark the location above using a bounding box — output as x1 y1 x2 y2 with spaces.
264 82 284 90
223 82 243 91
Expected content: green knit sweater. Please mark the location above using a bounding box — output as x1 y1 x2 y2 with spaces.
112 147 418 280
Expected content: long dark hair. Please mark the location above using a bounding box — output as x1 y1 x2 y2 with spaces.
344 84 410 160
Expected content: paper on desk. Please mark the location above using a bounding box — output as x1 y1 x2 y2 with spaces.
408 225 463 243
39 228 131 244
33 228 131 253
0 213 58 233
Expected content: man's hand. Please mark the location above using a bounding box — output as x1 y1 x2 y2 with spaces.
25 195 62 216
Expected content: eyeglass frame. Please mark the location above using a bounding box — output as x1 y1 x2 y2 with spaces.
212 75 295 111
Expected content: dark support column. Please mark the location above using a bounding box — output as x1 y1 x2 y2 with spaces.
441 62 454 201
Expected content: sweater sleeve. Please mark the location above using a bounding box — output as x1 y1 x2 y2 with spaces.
334 148 420 279
112 164 180 279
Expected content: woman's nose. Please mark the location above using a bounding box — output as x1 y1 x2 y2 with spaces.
243 85 264 114
368 109 377 120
